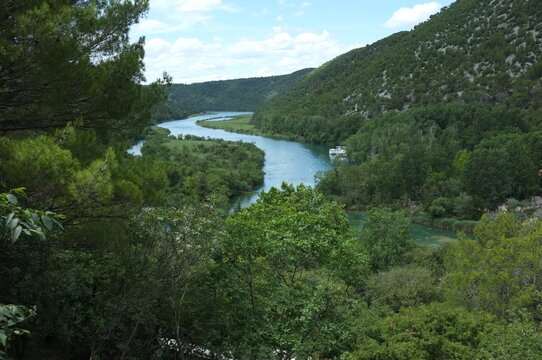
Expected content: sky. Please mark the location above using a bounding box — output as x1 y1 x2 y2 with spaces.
130 0 456 84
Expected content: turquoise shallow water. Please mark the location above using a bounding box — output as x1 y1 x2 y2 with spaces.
347 211 458 248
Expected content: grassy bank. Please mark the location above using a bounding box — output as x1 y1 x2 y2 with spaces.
197 114 295 140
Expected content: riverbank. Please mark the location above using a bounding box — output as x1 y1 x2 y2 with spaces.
411 213 477 233
343 203 477 234
347 211 459 247
197 114 296 141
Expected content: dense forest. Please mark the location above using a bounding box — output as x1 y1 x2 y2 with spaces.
138 126 264 208
167 68 313 112
1 1 542 360
253 0 542 215
317 103 542 217
151 101 190 124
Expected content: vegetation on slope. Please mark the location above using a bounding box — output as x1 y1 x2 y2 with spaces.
197 114 292 139
254 0 542 144
151 100 190 123
168 68 313 112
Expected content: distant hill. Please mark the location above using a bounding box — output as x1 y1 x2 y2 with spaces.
253 0 542 144
152 101 190 123
167 68 314 113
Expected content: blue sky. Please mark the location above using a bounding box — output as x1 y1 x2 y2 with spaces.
131 0 455 84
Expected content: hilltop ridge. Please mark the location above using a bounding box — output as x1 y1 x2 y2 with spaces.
166 68 313 113
253 0 542 143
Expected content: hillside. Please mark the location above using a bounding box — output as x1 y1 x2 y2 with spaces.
152 100 190 123
168 68 313 112
253 0 542 144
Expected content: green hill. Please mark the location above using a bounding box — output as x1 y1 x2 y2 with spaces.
253 0 542 144
168 68 313 112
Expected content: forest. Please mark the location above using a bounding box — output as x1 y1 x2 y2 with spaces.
167 68 313 113
316 103 542 218
1 1 542 360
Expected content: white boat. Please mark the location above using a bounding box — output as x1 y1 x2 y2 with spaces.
329 145 347 158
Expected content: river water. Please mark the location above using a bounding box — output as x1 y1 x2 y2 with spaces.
130 111 457 246
131 111 332 207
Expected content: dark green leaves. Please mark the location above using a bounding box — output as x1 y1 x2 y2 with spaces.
1 189 64 244
0 304 36 356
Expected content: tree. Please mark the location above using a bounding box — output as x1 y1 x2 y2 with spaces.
452 149 470 178
344 303 498 360
365 265 441 311
0 304 36 360
1 188 63 244
361 208 416 272
0 0 166 137
215 184 368 359
478 312 542 360
463 148 510 209
444 212 542 319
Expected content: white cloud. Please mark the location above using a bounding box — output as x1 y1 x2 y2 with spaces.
276 14 285 22
293 11 305 17
176 0 234 12
301 2 311 8
131 0 236 37
142 29 357 83
133 19 171 34
152 0 236 13
277 57 300 67
383 2 442 28
278 0 295 8
131 18 211 36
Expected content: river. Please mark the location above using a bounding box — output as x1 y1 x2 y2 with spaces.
130 111 457 246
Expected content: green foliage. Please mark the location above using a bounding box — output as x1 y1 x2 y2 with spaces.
168 68 313 112
452 149 470 177
360 208 416 272
139 129 264 208
215 184 368 359
477 312 542 360
0 304 36 359
1 204 225 359
256 0 542 216
444 212 542 318
151 98 189 123
0 189 63 358
0 136 78 204
0 189 63 244
345 303 498 360
365 265 441 311
316 104 541 216
197 114 279 138
4 0 542 358
0 0 167 137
